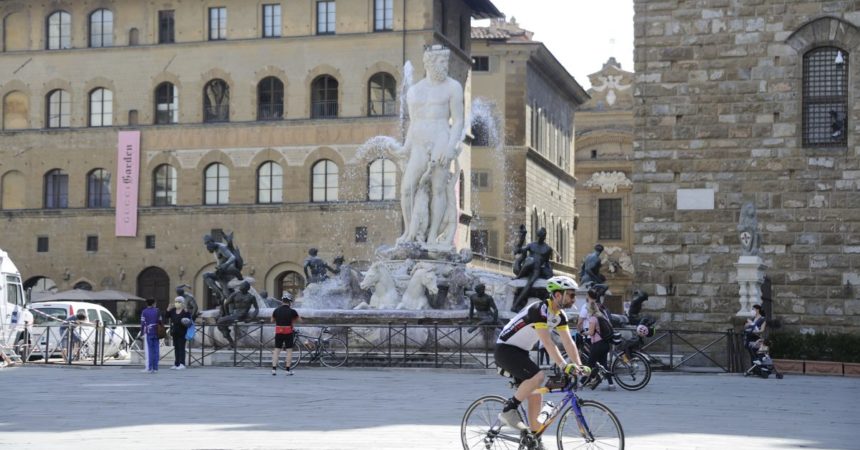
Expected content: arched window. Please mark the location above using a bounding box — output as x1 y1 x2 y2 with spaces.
137 266 170 311
153 164 177 206
257 77 284 120
203 79 230 122
155 82 178 124
46 11 71 50
311 75 338 118
257 161 283 203
531 208 539 240
89 88 113 127
275 271 305 301
87 168 111 208
46 89 70 128
368 72 396 116
3 91 29 130
74 281 93 290
204 163 229 205
89 9 113 47
803 46 849 147
44 169 69 209
556 222 565 263
368 158 396 200
311 159 338 202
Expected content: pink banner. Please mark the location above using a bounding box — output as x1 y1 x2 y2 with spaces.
115 131 140 237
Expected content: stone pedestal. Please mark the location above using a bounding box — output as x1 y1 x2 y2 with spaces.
735 255 766 317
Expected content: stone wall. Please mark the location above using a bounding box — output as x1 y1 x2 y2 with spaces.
633 1 860 332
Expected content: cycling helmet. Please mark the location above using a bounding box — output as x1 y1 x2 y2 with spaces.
636 324 650 337
546 276 578 293
281 292 294 303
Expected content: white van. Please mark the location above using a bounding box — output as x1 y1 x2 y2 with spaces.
30 301 130 360
0 248 33 358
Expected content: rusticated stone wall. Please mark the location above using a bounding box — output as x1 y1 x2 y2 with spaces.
633 1 860 332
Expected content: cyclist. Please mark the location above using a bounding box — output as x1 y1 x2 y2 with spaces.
495 275 590 441
271 292 300 376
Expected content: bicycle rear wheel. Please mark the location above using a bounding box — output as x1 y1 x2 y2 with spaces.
285 337 305 369
320 337 347 368
461 395 524 450
611 351 651 391
557 400 624 449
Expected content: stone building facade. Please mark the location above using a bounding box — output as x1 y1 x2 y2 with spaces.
574 58 636 301
0 0 502 311
633 1 860 332
469 18 588 275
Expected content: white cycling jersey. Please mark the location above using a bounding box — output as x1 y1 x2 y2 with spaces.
497 299 569 351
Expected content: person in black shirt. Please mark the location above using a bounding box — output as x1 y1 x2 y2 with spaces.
271 292 300 376
164 298 192 370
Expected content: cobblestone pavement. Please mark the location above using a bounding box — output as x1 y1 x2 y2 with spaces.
0 365 857 449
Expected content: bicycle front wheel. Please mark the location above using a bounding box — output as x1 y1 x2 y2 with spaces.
320 337 347 368
611 351 651 391
557 399 624 450
461 395 524 450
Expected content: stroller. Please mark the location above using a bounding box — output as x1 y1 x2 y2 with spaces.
744 338 783 379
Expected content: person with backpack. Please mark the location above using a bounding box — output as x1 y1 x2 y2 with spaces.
583 289 616 391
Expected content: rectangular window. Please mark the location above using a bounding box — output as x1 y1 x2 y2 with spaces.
471 171 490 190
802 47 848 147
145 235 156 249
317 1 335 35
86 235 99 252
263 4 281 37
355 226 368 243
598 198 622 240
158 10 175 43
37 236 49 253
209 7 227 40
374 0 393 31
471 56 489 72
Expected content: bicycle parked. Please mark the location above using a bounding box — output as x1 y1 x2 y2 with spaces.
461 367 624 449
279 327 347 369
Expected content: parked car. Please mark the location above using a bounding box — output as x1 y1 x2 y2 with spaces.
29 301 131 360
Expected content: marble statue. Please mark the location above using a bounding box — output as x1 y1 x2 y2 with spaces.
203 232 244 304
511 227 554 312
303 248 339 284
580 243 606 286
737 203 762 257
396 45 465 249
356 262 399 309
397 262 438 310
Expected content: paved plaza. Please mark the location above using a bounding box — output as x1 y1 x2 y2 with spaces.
0 365 857 449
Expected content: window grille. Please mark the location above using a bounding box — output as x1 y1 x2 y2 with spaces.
803 47 848 147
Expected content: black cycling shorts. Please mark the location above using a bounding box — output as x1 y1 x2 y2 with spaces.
494 343 540 382
274 333 295 349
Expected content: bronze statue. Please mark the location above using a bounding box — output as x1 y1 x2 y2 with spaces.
580 244 606 286
203 232 244 304
175 284 199 319
467 283 500 333
511 227 554 312
216 281 258 348
303 248 339 284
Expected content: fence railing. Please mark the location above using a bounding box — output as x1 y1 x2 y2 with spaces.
10 321 749 373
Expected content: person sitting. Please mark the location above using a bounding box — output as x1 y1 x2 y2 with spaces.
744 304 767 364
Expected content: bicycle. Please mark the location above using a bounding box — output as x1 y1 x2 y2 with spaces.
461 368 624 449
577 337 652 391
280 327 347 369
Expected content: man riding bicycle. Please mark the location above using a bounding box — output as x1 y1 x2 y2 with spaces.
495 275 590 440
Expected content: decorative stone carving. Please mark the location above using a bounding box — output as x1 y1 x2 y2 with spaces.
356 262 399 310
583 171 633 193
737 202 762 257
397 263 438 310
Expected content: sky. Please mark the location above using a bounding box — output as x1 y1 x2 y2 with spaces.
473 0 635 89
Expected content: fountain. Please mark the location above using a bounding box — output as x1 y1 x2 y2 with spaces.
293 45 526 322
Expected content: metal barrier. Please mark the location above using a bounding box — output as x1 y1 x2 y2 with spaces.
14 322 747 373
